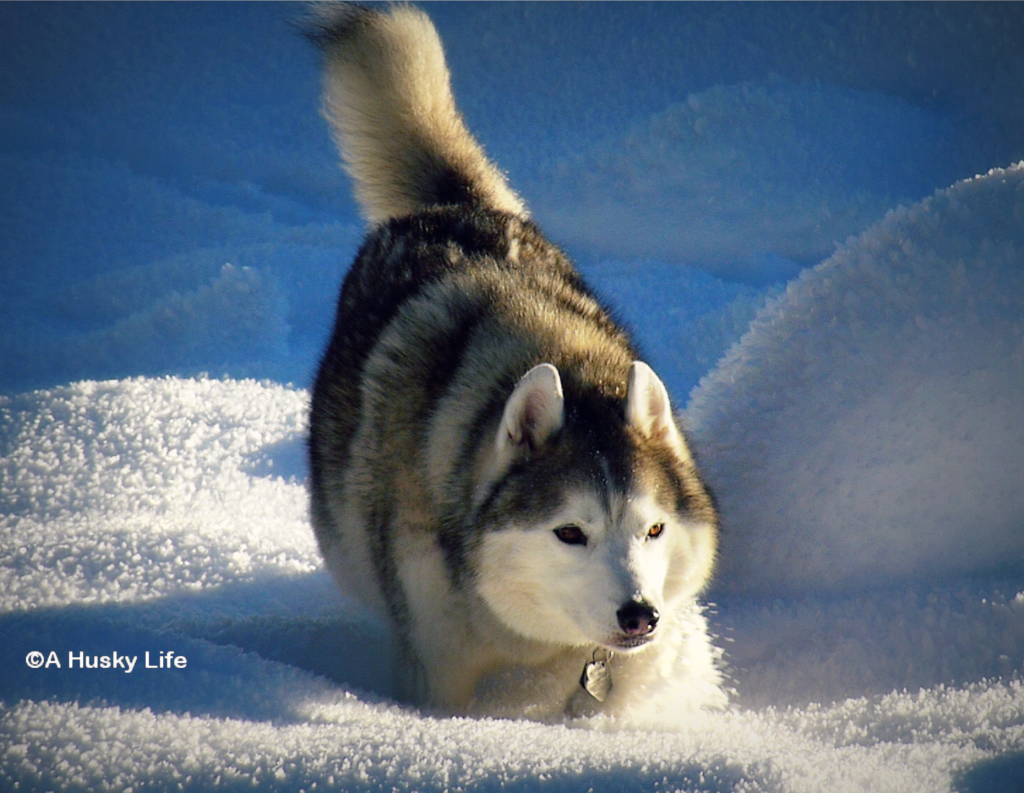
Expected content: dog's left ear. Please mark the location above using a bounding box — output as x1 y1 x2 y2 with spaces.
626 361 691 461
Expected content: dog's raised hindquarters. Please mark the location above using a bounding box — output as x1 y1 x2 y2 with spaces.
305 3 727 723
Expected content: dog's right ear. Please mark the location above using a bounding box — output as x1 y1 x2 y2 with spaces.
626 360 692 462
495 363 563 465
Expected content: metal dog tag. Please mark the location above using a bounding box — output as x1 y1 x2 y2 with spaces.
579 649 612 702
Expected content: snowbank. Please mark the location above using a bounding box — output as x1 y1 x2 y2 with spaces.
687 164 1024 598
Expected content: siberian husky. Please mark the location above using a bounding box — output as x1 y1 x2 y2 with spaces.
306 3 725 723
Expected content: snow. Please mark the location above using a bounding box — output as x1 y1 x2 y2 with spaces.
687 165 1024 598
537 76 964 274
3 3 1024 791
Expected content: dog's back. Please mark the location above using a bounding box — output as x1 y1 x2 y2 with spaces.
306 4 721 719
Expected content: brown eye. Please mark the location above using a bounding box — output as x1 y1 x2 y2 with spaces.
647 523 665 540
553 525 588 546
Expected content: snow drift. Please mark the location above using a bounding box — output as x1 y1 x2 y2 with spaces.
536 77 968 276
687 163 1024 599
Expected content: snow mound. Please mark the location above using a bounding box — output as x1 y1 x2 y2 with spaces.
0 377 315 611
0 149 361 393
538 77 965 276
687 163 1024 597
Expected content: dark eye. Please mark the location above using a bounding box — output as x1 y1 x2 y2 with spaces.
647 523 665 540
553 525 588 546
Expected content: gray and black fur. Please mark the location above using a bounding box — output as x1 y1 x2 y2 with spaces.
306 3 722 720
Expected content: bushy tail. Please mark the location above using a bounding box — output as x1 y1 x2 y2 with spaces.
306 3 526 223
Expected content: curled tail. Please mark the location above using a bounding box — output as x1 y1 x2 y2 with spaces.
306 3 527 223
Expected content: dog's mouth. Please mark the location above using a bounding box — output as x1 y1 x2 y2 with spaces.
604 633 655 652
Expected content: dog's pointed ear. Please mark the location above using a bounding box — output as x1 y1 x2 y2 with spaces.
626 361 691 461
496 363 564 462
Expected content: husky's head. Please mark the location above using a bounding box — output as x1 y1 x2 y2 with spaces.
465 361 717 653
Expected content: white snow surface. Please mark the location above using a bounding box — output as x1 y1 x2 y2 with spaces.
5 164 1024 793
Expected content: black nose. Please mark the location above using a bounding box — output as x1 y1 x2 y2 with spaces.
616 599 659 636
